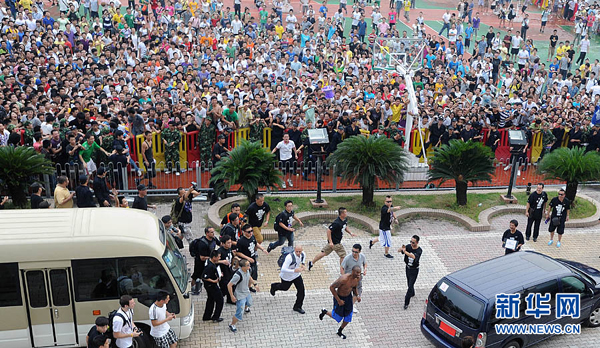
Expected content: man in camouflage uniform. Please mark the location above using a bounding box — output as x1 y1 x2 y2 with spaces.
198 117 217 165
539 122 556 162
23 121 34 146
386 121 406 146
249 117 267 143
163 120 182 175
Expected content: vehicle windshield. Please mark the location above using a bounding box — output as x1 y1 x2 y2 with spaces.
161 221 188 293
559 261 597 286
430 280 485 329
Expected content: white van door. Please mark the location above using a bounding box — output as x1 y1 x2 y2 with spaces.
23 268 77 347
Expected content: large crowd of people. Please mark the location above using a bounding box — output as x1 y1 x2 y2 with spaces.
0 0 599 197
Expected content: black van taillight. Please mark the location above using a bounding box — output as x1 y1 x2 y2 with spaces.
423 299 428 320
475 332 487 348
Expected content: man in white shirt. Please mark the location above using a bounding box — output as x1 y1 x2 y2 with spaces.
270 245 307 314
285 10 297 32
112 295 141 348
149 291 178 348
576 35 590 66
272 133 298 189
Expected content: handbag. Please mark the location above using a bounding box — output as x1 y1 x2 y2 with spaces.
551 217 561 226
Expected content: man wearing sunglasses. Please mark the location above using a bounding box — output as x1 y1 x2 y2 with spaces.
370 195 401 258
399 235 422 310
546 188 570 248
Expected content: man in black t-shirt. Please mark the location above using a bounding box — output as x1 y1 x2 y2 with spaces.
220 213 241 246
191 227 220 295
132 184 156 210
502 219 525 255
309 207 356 270
546 189 570 248
370 195 402 258
399 235 423 309
245 193 271 245
174 185 202 242
217 235 236 304
267 200 304 253
30 183 49 209
525 183 548 241
75 175 96 208
201 250 224 322
236 225 268 283
86 316 109 348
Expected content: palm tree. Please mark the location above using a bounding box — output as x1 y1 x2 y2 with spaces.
326 136 409 206
0 146 55 208
210 140 283 201
428 140 495 206
537 147 600 202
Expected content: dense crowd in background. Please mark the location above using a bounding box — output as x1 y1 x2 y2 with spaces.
1 0 600 192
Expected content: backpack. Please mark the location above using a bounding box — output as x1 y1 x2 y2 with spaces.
277 246 303 268
169 198 186 225
189 237 209 258
107 309 128 348
234 270 244 287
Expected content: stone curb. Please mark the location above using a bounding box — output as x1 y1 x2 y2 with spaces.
207 193 600 236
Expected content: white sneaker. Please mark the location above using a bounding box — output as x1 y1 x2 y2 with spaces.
288 179 293 187
176 172 181 176
281 182 287 189
137 170 142 177
164 170 171 174
503 165 510 171
517 170 521 177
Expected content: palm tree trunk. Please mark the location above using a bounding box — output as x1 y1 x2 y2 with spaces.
565 181 578 202
456 180 468 206
362 186 375 207
9 186 27 208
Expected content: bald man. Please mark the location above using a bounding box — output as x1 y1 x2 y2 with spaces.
319 266 362 339
270 245 307 314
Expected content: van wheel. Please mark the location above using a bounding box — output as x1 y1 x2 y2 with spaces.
503 340 521 348
586 306 600 327
132 332 155 348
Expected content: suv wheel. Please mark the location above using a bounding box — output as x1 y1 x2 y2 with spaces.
587 306 600 328
503 340 521 348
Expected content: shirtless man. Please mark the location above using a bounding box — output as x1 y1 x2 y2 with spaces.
318 266 361 339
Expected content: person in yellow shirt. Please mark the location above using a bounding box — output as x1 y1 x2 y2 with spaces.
188 0 199 16
275 23 285 38
54 176 74 208
19 0 33 10
556 43 567 60
390 97 403 123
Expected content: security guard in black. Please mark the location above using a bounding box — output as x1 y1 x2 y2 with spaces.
329 216 348 244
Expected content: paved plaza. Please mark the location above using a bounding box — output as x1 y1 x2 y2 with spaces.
171 187 600 348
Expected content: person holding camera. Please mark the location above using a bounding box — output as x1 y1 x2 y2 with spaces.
149 291 178 348
173 185 202 242
112 295 141 348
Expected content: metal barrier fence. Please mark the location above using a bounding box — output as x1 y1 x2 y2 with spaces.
38 157 563 198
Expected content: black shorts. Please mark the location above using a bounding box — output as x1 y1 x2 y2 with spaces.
280 158 296 174
511 48 519 55
549 222 565 235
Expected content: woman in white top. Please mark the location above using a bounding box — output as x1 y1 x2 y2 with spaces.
576 35 591 66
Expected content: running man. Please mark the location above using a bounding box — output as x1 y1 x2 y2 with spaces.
369 195 401 258
318 266 362 339
309 207 356 270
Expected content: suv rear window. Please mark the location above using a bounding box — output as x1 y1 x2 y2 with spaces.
430 280 485 329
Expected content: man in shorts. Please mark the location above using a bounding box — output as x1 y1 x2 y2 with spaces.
309 207 356 270
149 291 178 348
272 133 298 189
546 188 570 248
369 195 401 258
318 265 362 339
227 259 258 333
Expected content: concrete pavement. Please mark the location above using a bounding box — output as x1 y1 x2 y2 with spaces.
173 187 600 348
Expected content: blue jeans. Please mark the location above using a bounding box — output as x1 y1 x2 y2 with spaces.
439 23 450 36
128 157 140 172
269 231 294 251
234 294 253 320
